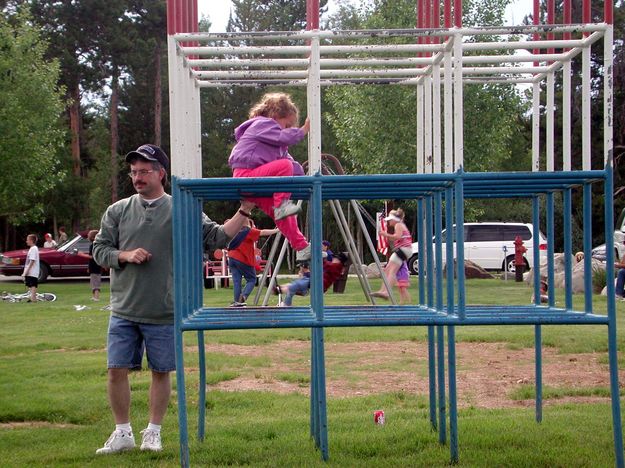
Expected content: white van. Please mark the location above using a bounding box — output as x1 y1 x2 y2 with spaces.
407 222 547 275
592 208 625 261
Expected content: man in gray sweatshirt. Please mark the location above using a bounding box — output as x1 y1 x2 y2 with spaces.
93 144 254 454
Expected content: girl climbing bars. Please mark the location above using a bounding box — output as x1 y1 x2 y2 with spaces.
228 93 312 262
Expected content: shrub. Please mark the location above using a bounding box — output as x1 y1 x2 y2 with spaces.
592 265 609 294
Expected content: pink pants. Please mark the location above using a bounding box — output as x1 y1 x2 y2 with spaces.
233 159 308 250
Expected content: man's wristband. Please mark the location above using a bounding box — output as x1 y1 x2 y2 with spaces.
238 209 251 218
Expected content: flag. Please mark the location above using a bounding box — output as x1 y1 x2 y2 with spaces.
376 211 389 256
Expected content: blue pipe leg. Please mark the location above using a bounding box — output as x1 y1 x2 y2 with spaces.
428 326 437 431
197 331 206 440
534 325 542 423
604 165 624 468
437 325 447 444
312 327 329 460
310 331 318 441
447 325 458 464
175 329 190 468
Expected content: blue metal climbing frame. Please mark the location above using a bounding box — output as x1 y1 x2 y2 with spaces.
166 9 618 466
172 168 623 467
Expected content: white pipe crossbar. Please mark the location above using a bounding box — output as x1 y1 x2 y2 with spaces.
168 24 612 177
181 43 446 57
196 78 431 88
186 57 436 68
194 68 431 79
172 23 607 43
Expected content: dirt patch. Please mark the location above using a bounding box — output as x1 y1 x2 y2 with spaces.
194 341 624 409
0 422 81 429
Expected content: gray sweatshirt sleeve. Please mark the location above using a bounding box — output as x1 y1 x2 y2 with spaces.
202 213 230 251
93 205 122 270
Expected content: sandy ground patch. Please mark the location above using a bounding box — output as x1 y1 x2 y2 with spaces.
190 340 622 408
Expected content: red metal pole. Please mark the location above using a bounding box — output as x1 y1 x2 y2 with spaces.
583 0 591 36
175 0 184 36
167 0 176 35
444 0 451 28
547 0 554 55
417 0 423 57
433 0 440 43
453 0 462 28
605 0 613 24
533 0 539 66
191 0 198 32
425 0 431 54
306 0 319 30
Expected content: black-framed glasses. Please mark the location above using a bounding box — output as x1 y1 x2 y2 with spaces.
128 169 157 178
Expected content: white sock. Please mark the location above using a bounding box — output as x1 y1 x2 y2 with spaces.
147 422 161 433
116 423 132 433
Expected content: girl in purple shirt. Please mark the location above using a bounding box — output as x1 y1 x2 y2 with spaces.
228 93 311 261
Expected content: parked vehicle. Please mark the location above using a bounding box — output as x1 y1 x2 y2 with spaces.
0 234 95 282
591 242 625 262
407 222 547 275
615 208 625 245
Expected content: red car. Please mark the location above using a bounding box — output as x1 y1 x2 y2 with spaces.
0 234 95 282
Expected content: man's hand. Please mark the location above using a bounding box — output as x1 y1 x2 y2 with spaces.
119 248 152 264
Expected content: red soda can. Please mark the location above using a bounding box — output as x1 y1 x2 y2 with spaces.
374 410 385 425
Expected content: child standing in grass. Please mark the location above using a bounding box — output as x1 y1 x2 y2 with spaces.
228 92 312 263
77 230 102 301
21 234 39 302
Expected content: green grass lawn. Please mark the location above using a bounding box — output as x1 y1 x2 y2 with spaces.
0 277 623 466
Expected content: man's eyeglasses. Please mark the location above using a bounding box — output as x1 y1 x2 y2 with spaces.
128 169 157 178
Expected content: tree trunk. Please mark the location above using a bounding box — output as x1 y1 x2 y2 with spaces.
110 68 120 203
154 40 162 146
69 83 81 177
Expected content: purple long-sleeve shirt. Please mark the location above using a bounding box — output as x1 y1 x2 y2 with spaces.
228 116 306 174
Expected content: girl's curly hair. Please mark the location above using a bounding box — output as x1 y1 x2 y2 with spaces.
249 92 300 123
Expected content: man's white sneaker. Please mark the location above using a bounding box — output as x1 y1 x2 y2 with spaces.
273 201 301 221
140 428 162 452
95 429 136 454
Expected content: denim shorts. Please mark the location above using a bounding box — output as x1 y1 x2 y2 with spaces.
107 315 175 372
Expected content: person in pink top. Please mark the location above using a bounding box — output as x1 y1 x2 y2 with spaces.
372 208 413 300
228 93 312 262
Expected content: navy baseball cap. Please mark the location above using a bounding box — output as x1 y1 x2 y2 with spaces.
125 144 169 170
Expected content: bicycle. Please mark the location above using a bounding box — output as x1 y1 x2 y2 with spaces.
0 291 57 302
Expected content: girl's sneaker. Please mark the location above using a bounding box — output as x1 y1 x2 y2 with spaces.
274 201 301 220
296 243 311 262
